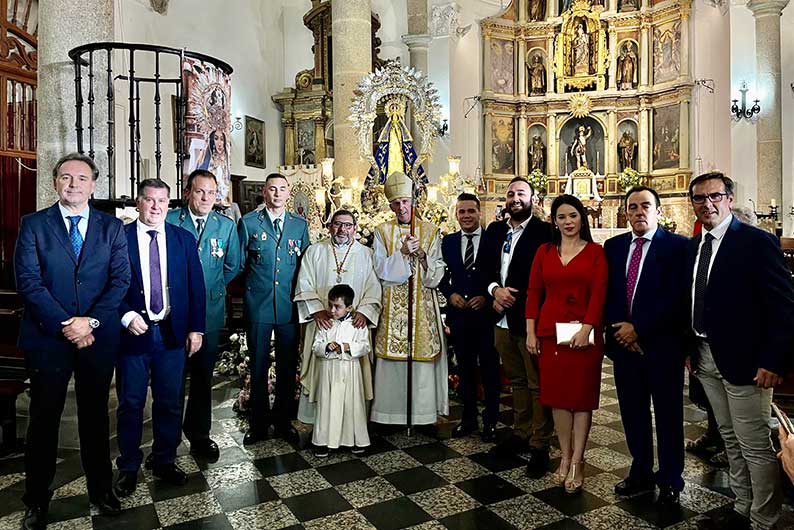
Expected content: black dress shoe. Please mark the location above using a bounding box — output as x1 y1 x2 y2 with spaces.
113 471 138 498
152 463 188 486
656 485 680 506
490 435 528 455
89 491 122 515
614 476 656 497
272 423 297 441
452 422 478 438
243 429 267 446
22 506 47 530
481 424 497 443
190 438 220 461
524 448 550 479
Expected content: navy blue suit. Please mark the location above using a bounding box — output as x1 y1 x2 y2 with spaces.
604 227 688 491
15 203 130 507
116 222 206 471
440 230 500 428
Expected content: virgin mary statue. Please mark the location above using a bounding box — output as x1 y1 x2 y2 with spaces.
368 96 427 185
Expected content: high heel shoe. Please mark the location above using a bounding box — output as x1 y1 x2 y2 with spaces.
554 458 571 486
564 461 584 494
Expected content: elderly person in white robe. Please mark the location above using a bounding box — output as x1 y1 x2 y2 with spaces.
295 210 382 424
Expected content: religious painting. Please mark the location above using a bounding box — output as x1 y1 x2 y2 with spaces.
490 39 514 94
296 120 315 165
183 56 232 204
244 116 266 169
653 21 681 84
652 105 680 170
618 0 639 12
559 116 604 175
491 117 515 174
292 189 311 219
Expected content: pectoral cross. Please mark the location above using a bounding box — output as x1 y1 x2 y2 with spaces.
335 266 347 284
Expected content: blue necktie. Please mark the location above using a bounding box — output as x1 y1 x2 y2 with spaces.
67 216 83 258
148 230 164 314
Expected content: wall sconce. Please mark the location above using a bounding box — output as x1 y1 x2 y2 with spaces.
438 119 449 137
731 82 760 121
230 116 243 133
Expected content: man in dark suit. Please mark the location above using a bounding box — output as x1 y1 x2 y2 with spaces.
14 153 130 529
686 172 794 530
114 179 206 498
482 177 553 476
603 186 688 506
440 193 500 443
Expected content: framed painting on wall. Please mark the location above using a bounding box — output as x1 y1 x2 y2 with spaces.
245 116 266 169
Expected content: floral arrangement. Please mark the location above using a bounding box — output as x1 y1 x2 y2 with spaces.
658 215 677 232
527 169 548 197
216 332 249 376
617 168 643 192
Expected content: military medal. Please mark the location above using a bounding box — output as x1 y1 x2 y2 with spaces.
331 242 353 283
261 232 267 240
211 238 225 258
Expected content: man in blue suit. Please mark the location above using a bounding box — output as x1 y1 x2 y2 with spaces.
114 179 206 498
440 193 500 443
167 169 241 461
15 153 130 529
686 172 794 530
238 173 310 444
603 186 688 506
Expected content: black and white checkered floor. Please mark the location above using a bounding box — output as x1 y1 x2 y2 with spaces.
1 360 793 529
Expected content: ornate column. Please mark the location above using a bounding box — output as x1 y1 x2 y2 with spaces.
546 35 555 95
483 30 494 96
679 98 690 169
608 27 618 90
639 17 651 88
518 39 527 96
679 5 691 82
332 0 372 180
284 118 296 166
609 0 619 12
38 0 114 207
517 104 529 177
518 0 527 22
314 118 326 161
483 109 494 177
747 0 789 209
548 0 559 18
402 34 433 142
638 98 650 173
607 110 618 175
547 112 558 177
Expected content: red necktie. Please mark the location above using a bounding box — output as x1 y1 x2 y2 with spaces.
626 238 646 316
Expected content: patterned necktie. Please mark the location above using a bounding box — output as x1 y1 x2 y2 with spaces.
625 238 646 316
148 230 164 314
693 233 715 334
463 234 475 269
68 216 83 258
196 218 205 238
273 218 282 240
503 230 513 254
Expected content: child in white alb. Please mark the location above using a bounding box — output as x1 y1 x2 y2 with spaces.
312 284 371 456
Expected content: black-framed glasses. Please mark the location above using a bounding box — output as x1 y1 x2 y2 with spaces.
331 221 355 229
691 192 729 204
503 231 514 254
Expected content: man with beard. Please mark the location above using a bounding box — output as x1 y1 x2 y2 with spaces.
482 177 553 476
371 171 449 427
294 210 382 426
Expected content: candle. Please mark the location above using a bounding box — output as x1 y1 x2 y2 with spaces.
771 199 777 208
427 185 438 203
341 188 353 206
314 189 326 206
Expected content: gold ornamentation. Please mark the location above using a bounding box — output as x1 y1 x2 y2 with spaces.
553 0 610 93
568 93 593 118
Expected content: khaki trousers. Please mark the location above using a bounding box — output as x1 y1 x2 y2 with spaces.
494 326 554 449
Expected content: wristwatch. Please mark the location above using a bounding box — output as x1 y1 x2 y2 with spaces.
88 318 101 329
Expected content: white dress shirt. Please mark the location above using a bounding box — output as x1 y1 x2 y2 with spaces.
691 214 733 337
266 208 285 235
460 226 482 262
121 221 170 327
58 202 90 240
488 217 532 329
625 229 655 310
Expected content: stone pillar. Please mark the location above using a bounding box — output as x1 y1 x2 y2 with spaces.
747 0 789 209
517 105 529 177
332 0 372 180
679 5 691 82
607 110 618 175
608 27 618 90
638 98 650 173
518 0 527 22
314 118 326 161
38 0 114 207
547 112 558 176
679 98 690 169
402 34 433 143
546 35 555 95
284 118 296 166
639 18 651 88
518 39 527 96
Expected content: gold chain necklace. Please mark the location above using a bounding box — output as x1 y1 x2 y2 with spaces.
331 241 354 283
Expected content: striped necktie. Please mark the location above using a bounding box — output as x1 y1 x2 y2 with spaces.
463 234 475 269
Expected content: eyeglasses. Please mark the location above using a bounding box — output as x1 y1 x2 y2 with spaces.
691 192 729 204
503 231 513 254
331 221 355 229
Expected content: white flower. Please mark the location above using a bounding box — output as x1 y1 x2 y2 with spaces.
229 333 240 342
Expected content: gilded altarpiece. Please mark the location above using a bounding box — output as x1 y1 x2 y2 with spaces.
480 0 694 233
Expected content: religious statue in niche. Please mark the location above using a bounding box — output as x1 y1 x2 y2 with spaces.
528 54 546 95
553 0 608 91
617 42 638 90
569 124 592 169
618 131 637 171
529 135 546 172
529 0 546 21
492 117 515 173
572 22 592 75
619 0 638 11
370 95 426 183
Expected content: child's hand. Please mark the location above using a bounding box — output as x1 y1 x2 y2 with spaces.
328 341 340 352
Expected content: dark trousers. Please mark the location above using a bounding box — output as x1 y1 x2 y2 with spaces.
182 330 220 442
23 344 116 507
449 313 500 427
613 349 685 491
248 322 298 433
116 325 186 471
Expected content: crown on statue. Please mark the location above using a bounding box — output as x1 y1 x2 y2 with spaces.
384 171 413 202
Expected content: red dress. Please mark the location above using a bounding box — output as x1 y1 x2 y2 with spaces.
525 242 608 411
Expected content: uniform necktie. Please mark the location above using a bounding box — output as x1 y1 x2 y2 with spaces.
148 230 164 314
693 233 715 334
196 218 205 238
273 218 282 240
67 215 83 258
625 238 646 316
464 234 475 269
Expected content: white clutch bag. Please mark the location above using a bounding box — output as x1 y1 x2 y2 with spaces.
555 321 595 346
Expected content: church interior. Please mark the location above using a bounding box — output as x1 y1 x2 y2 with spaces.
2 0 794 528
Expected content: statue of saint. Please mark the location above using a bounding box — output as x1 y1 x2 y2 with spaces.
528 55 546 95
529 0 546 21
530 135 546 172
618 131 637 171
569 125 592 169
572 23 591 76
617 43 638 90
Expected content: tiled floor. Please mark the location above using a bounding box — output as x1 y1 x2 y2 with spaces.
2 361 794 529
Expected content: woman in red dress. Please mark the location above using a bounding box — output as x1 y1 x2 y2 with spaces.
525 194 608 494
